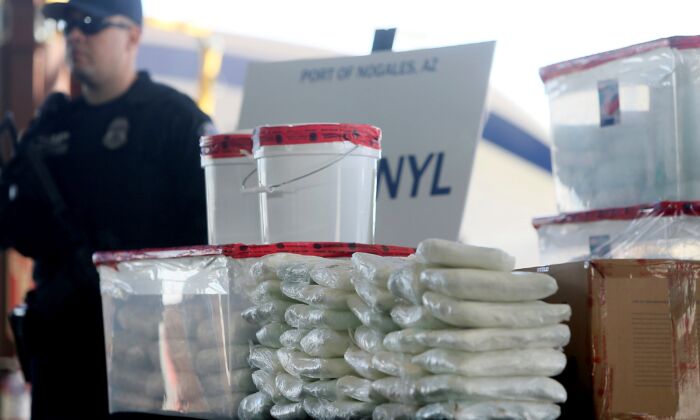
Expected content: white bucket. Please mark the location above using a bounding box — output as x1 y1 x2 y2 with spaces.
200 133 261 245
251 123 382 244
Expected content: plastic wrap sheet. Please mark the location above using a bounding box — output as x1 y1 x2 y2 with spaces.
534 201 700 265
415 239 515 271
277 348 354 379
412 348 566 377
539 38 700 212
347 296 399 333
372 403 418 420
303 397 376 420
415 401 561 420
344 346 386 380
336 375 386 403
280 282 352 309
383 329 429 354
589 260 700 419
299 328 352 358
351 252 412 288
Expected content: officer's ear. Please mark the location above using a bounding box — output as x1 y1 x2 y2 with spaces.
126 23 142 50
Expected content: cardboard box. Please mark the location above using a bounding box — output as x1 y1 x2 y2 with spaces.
523 260 700 419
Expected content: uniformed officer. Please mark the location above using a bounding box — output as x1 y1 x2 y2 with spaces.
0 0 213 418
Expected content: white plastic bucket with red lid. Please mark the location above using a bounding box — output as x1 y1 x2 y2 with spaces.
251 123 382 244
200 133 260 245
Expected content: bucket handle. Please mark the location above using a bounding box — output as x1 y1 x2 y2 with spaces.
241 144 360 194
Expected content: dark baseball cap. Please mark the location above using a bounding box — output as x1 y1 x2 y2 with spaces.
43 0 143 26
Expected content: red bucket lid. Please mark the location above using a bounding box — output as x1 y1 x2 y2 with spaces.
254 124 381 150
532 201 700 229
93 242 414 266
540 35 700 82
200 134 253 159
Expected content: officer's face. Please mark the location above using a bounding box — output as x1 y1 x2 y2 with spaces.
63 9 141 87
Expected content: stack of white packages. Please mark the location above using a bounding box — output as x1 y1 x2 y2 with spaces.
371 239 571 420
238 253 327 420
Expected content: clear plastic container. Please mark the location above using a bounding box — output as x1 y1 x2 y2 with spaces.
540 36 700 212
533 201 700 265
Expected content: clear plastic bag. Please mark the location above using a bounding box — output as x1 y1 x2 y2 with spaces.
352 253 411 288
372 351 426 378
373 403 418 420
281 282 352 309
344 346 386 380
249 345 284 373
303 397 376 420
412 348 567 377
302 379 338 401
422 292 571 328
249 280 290 305
415 239 515 271
275 373 308 403
370 377 418 404
200 368 256 395
277 262 315 284
336 375 386 403
285 304 361 330
310 261 355 291
383 329 429 354
387 264 428 306
414 324 571 352
279 328 311 351
300 328 352 358
277 348 354 379
238 391 275 420
194 345 250 375
415 401 561 420
420 269 558 302
347 296 398 333
242 300 292 326
252 369 287 403
351 275 404 313
353 326 387 353
270 402 308 420
414 375 567 404
390 305 450 329
257 323 293 349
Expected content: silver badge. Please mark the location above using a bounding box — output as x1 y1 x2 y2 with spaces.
37 131 70 155
102 117 129 150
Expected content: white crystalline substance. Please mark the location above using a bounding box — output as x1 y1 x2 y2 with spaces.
347 296 398 333
300 328 352 358
241 300 292 326
310 261 355 291
337 375 386 403
415 239 515 271
277 348 354 379
390 305 450 329
414 324 571 352
370 377 419 404
422 292 571 328
420 268 558 302
302 379 338 401
251 369 286 403
250 253 326 283
372 351 426 378
280 282 352 309
303 397 376 420
344 346 387 380
285 304 361 330
270 402 308 420
351 253 412 288
249 280 291 305
354 326 387 353
412 348 567 377
275 373 308 403
352 275 404 313
387 263 428 306
415 400 561 420
372 403 419 420
415 375 567 404
238 391 274 420
248 345 283 373
256 322 292 349
383 329 429 354
279 328 311 351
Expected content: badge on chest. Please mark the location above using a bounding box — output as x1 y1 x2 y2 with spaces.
102 117 130 150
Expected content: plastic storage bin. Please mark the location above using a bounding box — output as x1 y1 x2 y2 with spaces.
533 201 700 265
94 242 414 418
252 124 381 244
540 36 700 212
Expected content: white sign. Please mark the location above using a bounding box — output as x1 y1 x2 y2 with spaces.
238 42 495 247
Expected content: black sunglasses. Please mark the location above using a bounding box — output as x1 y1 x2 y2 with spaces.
62 15 131 36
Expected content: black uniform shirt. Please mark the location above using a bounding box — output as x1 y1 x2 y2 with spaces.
31 71 211 282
